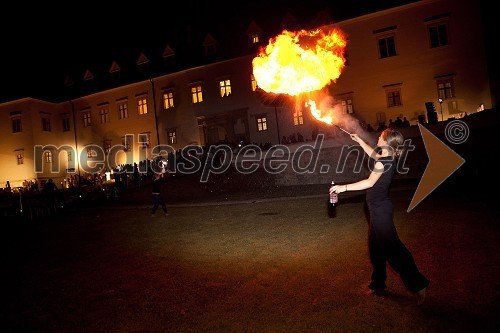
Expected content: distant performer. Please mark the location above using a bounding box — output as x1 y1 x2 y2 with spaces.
151 172 169 218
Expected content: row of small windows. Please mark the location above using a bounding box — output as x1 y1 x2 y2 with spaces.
12 116 71 134
79 80 232 127
11 134 173 162
16 150 71 164
384 78 455 108
376 21 449 59
85 131 175 156
17 149 179 164
83 100 134 128
255 79 454 131
9 78 234 133
9 71 455 134
13 133 161 166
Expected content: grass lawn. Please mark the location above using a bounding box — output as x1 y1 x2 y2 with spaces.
2 187 498 332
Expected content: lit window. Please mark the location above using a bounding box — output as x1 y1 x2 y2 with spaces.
118 102 129 119
62 117 71 132
257 116 267 131
16 151 24 165
163 91 175 110
437 79 454 99
378 35 396 58
86 147 97 158
341 99 354 114
191 85 203 104
12 118 22 133
83 111 91 127
293 109 304 125
251 75 258 91
251 33 260 44
138 98 148 114
103 140 111 154
387 89 402 107
42 117 51 131
45 151 52 163
219 79 232 97
168 130 177 144
100 106 110 123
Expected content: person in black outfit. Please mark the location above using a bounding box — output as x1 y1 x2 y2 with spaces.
151 172 168 217
330 129 429 304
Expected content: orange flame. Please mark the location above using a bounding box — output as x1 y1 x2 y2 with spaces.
306 99 333 125
252 28 347 96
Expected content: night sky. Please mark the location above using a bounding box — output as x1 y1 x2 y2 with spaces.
5 0 492 104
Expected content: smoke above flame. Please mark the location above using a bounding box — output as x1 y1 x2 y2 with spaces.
252 28 347 96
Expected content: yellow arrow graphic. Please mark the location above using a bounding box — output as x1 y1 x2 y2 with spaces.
407 124 466 212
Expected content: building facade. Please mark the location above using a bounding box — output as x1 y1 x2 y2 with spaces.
0 0 494 188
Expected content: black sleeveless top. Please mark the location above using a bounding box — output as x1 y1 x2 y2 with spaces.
366 156 396 203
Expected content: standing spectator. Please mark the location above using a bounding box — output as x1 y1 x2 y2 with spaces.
42 178 57 193
395 117 403 128
376 122 387 132
41 178 60 215
403 117 410 127
151 172 168 218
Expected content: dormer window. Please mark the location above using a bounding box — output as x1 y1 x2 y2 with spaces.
109 60 121 80
83 69 94 81
109 61 121 74
246 21 263 47
137 52 150 74
203 33 217 56
162 44 176 67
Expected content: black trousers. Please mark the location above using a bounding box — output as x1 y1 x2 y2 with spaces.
151 193 168 214
367 200 429 293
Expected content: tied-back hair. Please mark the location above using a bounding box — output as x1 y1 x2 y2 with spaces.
381 128 404 159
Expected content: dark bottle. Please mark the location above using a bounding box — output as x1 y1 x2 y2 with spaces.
327 181 337 218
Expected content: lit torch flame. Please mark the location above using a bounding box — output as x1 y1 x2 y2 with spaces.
252 27 347 126
306 99 332 125
306 99 351 135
